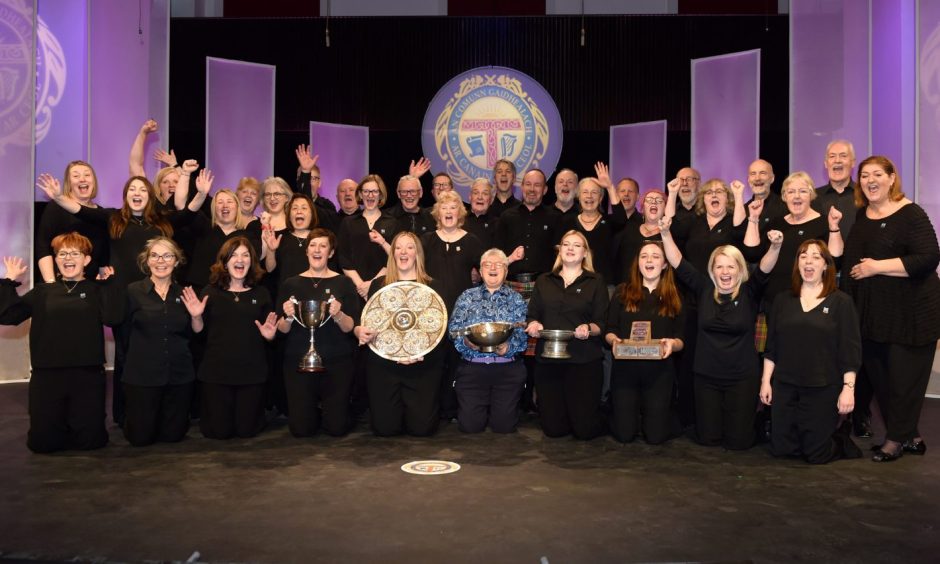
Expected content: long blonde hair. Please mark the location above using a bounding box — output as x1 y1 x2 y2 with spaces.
551 230 595 273
384 231 432 285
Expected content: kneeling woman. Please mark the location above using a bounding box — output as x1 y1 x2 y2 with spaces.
278 228 360 437
760 240 862 463
448 249 528 433
354 232 445 437
182 237 278 439
122 237 197 446
605 242 684 444
660 217 782 449
526 230 609 440
0 233 122 453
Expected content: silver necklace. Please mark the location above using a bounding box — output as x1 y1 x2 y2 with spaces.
63 280 81 294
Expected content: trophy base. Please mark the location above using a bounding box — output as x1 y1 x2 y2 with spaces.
298 352 326 373
613 341 663 360
297 365 327 373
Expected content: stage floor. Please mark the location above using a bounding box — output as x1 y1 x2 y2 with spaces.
0 381 937 564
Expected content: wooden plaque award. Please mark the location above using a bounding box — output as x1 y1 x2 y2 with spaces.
612 321 663 360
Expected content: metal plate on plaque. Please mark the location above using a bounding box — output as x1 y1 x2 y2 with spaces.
362 281 448 361
612 321 662 359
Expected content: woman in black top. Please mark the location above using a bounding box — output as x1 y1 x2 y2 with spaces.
182 237 278 439
122 237 197 446
420 190 484 421
338 175 399 300
36 161 109 283
0 233 121 453
761 240 862 463
562 178 614 286
841 156 940 462
605 242 685 444
37 171 210 425
264 194 322 289
610 189 666 286
526 230 610 440
354 231 446 437
743 171 844 307
660 216 783 449
277 228 360 437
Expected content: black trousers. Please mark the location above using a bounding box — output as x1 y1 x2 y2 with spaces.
367 353 442 437
675 302 698 427
694 373 759 450
284 355 354 437
111 321 131 425
122 382 193 446
199 382 266 439
28 366 108 453
535 359 606 440
454 359 526 433
439 342 460 420
770 381 849 464
863 339 936 443
610 361 675 444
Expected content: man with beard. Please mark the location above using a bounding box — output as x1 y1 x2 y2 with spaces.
464 178 499 249
388 175 435 236
673 167 701 223
496 169 562 280
552 168 580 218
490 159 521 217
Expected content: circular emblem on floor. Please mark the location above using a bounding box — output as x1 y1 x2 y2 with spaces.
401 460 461 475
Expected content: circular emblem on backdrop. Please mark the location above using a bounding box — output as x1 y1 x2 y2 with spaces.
401 460 461 475
421 66 563 192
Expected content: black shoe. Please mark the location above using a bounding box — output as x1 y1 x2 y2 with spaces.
852 417 873 438
872 448 903 462
902 440 927 455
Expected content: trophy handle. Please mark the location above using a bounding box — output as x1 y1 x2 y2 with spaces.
318 296 336 327
289 296 307 328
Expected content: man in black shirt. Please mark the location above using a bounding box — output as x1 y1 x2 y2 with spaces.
335 178 361 220
552 168 580 218
464 178 499 249
388 175 435 236
496 169 561 279
812 139 858 238
745 159 787 230
606 176 642 233
490 159 520 217
294 144 338 219
674 166 701 223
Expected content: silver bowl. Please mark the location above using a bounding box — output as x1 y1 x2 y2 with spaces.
538 329 575 359
453 321 515 353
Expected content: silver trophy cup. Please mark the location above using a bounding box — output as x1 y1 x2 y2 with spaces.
291 296 334 372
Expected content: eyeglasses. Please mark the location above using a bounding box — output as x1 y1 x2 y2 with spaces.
679 176 700 183
56 251 83 259
264 193 288 200
399 190 420 196
703 189 724 196
481 261 506 270
361 189 380 196
644 197 665 204
149 253 176 262
432 183 451 189
310 176 320 182
783 188 813 197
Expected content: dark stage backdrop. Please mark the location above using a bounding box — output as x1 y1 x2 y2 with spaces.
168 15 789 206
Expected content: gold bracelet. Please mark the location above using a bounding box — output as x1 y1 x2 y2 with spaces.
843 382 855 389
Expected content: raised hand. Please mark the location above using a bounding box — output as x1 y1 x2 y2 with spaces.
195 168 214 194
180 159 199 175
508 246 525 263
181 286 207 317
409 157 432 178
748 197 764 219
36 173 62 200
96 266 115 281
828 205 843 230
666 178 681 194
154 148 177 167
594 162 611 188
295 144 319 173
261 229 282 252
140 119 158 135
255 312 279 340
2 256 27 281
368 229 387 248
766 229 784 249
658 215 672 233
730 180 745 199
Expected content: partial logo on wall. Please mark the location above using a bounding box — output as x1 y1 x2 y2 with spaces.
0 0 64 153
421 66 563 191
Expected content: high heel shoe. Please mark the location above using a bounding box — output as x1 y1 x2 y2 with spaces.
872 448 903 462
902 440 927 455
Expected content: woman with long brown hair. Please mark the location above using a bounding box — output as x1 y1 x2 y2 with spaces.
182 236 278 439
605 241 684 444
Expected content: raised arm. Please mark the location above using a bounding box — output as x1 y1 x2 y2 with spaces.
664 177 680 219
188 167 212 212
594 162 618 208
658 216 683 269
759 230 784 274
176 159 199 211
37 173 80 214
744 197 764 247
730 180 747 226
409 157 432 179
826 206 844 257
129 119 158 177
